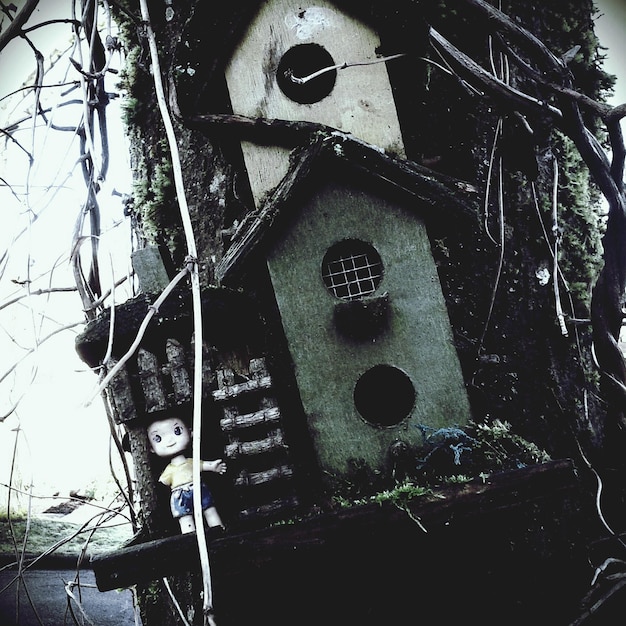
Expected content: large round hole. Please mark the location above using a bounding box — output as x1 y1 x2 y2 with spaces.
276 43 336 104
353 365 416 427
321 239 383 301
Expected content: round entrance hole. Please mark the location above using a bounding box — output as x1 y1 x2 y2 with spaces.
276 43 337 104
353 365 416 427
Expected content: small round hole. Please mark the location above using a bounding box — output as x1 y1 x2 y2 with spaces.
276 44 336 104
354 365 416 427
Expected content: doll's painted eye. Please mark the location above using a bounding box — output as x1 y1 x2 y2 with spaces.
153 434 162 443
174 426 182 436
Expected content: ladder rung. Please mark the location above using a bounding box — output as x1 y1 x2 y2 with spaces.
212 375 272 401
220 406 281 431
234 464 294 487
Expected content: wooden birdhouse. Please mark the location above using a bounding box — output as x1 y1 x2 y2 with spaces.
220 0 472 487
224 0 406 207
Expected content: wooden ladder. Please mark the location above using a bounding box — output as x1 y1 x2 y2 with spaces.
213 357 299 523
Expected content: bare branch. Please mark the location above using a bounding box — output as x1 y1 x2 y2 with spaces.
84 273 131 311
429 26 562 120
456 0 566 78
287 53 406 85
0 287 77 313
0 321 85 393
0 0 39 54
85 263 191 404
0 80 80 106
139 0 213 617
0 127 34 162
22 18 80 33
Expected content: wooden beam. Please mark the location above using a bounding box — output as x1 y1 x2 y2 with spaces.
92 459 579 591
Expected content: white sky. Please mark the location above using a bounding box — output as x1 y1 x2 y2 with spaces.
0 0 624 504
0 1 133 502
596 0 626 107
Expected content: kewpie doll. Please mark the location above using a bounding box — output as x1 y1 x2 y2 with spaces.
147 416 227 534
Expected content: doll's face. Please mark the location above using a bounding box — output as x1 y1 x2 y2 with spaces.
148 417 191 458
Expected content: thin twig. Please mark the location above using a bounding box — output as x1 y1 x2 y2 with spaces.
0 0 38 54
550 155 568 336
0 322 85 398
64 580 97 626
84 273 131 311
0 507 130 590
84 264 191 405
287 53 406 84
103 394 138 530
0 287 77 313
483 117 503 245
163 578 192 626
138 0 213 620
474 155 505 370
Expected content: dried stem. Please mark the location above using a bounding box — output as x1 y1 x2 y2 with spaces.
287 53 406 84
138 0 213 619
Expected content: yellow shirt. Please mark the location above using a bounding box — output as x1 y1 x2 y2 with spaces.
159 458 194 488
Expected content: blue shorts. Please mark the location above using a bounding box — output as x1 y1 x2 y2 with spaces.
170 482 214 518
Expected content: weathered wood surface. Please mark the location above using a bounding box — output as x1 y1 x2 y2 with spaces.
215 136 324 285
130 246 171 294
103 358 138 423
164 338 191 404
96 333 214 424
223 0 406 205
215 358 300 524
239 494 300 521
92 459 581 592
212 375 273 400
220 406 282 431
225 430 287 457
137 348 168 413
187 113 480 211
74 286 254 369
211 127 480 285
234 464 294 487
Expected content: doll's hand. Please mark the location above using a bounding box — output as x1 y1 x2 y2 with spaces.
205 459 227 475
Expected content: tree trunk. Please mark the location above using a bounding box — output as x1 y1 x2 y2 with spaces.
94 1 618 623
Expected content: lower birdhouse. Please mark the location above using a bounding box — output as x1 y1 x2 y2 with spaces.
218 138 472 487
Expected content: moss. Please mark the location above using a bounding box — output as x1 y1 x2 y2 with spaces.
413 420 552 486
552 132 604 311
324 419 552 511
370 482 433 507
331 481 432 510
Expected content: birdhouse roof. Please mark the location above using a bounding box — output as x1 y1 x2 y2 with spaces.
216 130 479 285
175 0 430 116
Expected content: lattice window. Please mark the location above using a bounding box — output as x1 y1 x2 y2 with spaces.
321 239 383 300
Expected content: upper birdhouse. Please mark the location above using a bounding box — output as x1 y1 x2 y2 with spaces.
224 0 406 206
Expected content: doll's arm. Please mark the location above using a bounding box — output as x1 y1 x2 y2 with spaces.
202 459 227 474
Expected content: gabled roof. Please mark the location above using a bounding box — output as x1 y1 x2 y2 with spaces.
215 125 479 285
175 0 430 116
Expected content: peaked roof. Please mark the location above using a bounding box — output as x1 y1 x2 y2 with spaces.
215 125 479 285
175 0 430 116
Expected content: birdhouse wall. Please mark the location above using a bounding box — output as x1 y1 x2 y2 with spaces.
265 175 471 481
224 0 405 206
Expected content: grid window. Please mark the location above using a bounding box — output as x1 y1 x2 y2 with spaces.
321 240 383 301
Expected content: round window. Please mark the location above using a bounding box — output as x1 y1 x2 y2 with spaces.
321 239 383 301
354 365 415 427
276 43 337 104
